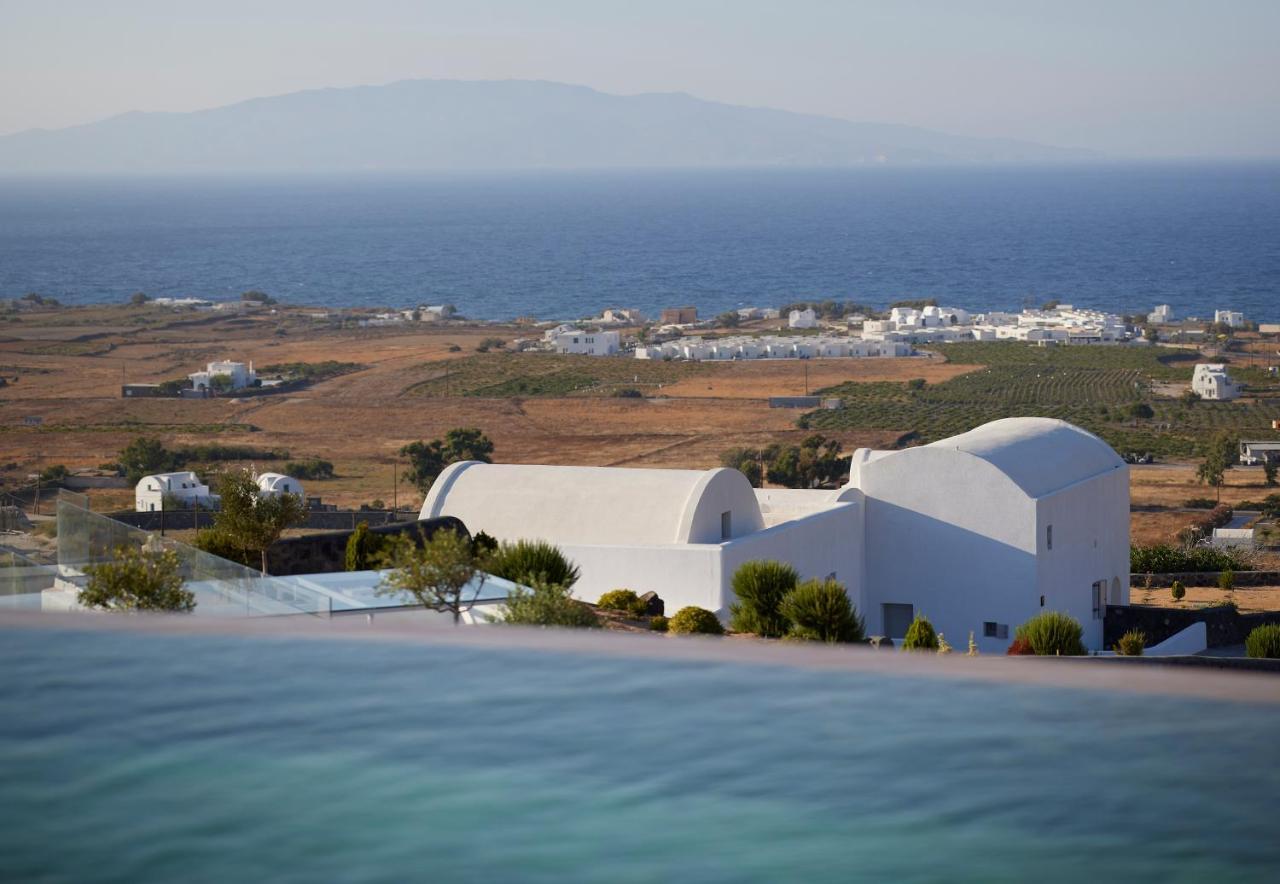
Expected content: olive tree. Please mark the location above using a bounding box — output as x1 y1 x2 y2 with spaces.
79 545 195 612
376 528 487 625
211 470 307 574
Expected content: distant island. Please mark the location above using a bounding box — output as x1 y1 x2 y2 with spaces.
0 78 1099 174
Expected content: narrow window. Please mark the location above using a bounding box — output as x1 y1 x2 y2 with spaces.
1046 525 1053 550
720 511 732 540
1091 581 1104 619
983 621 997 638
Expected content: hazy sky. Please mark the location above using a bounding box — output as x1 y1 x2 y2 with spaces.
2 0 1277 157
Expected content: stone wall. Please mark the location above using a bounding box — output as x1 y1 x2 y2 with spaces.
1104 604 1280 649
265 516 470 576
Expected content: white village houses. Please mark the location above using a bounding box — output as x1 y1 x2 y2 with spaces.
422 417 1130 652
134 472 217 512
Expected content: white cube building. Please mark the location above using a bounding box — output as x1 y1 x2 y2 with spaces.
1192 364 1241 400
135 472 216 512
189 360 256 392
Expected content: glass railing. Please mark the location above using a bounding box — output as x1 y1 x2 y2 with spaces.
55 500 331 618
0 546 58 610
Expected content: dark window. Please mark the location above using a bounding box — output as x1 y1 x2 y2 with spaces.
720 511 732 540
1047 525 1053 550
882 603 914 640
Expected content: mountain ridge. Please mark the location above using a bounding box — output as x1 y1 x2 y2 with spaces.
0 78 1100 173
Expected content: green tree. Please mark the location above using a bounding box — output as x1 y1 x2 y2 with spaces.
128 291 150 306
38 464 70 484
1264 461 1278 487
209 373 234 393
766 435 845 489
211 470 306 575
1197 431 1239 502
119 437 176 483
780 578 864 643
495 579 599 628
377 528 487 625
79 545 195 612
401 427 494 494
344 522 386 571
728 560 799 637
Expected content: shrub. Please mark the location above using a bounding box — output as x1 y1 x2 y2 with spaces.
1130 544 1249 573
193 527 255 568
596 588 647 617
79 545 195 612
1006 636 1034 656
1171 580 1186 602
344 522 385 571
613 388 644 398
779 578 864 643
649 615 669 633
1114 629 1146 656
1218 569 1235 591
1244 623 1280 659
668 607 725 636
729 560 799 637
284 459 335 480
901 614 939 651
1014 611 1086 656
496 580 599 629
1183 497 1217 510
485 540 580 588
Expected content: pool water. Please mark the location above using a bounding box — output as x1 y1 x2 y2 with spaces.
1 623 1277 883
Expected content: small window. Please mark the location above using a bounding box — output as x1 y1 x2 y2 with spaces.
1040 594 1046 608
1046 525 1053 550
720 510 732 540
982 622 1009 639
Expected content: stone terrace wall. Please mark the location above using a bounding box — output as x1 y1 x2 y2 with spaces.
1105 604 1280 649
1131 570 1280 588
266 516 470 577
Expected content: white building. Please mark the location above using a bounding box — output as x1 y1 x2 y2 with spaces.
135 472 217 512
188 360 256 392
421 463 864 618
1214 309 1245 329
420 417 1130 653
635 335 911 361
256 472 305 500
847 418 1129 653
550 329 621 356
789 308 819 329
1191 364 1241 401
1239 440 1280 465
1148 304 1175 324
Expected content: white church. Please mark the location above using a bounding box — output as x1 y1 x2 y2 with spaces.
421 417 1130 653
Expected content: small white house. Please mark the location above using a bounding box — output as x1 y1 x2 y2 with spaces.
1214 309 1245 329
1239 440 1280 465
256 472 305 500
135 472 216 512
788 308 818 329
189 360 256 392
1192 364 1241 401
551 329 620 356
1148 304 1175 324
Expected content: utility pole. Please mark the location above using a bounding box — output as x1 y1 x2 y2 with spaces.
392 461 398 515
804 361 809 396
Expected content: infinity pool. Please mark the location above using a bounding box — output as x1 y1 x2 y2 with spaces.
1 617 1277 883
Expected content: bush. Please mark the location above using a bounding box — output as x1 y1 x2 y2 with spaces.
79 545 195 613
901 614 939 651
779 578 864 643
1006 637 1034 656
729 560 799 637
285 459 335 480
649 615 669 633
485 540 580 588
344 522 386 571
668 607 725 636
496 580 599 628
613 388 644 398
1130 544 1249 573
192 527 255 568
1171 580 1186 602
1183 497 1217 509
1244 623 1280 659
1218 569 1235 591
1114 629 1146 656
1014 611 1086 656
596 588 647 617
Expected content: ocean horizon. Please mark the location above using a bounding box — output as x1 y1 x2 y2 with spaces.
2 162 1278 322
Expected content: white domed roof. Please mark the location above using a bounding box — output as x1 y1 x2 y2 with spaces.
925 418 1124 498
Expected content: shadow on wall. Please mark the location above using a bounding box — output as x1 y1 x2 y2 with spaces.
863 500 1038 652
265 517 470 577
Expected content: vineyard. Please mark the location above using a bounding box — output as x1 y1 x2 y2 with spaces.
403 352 709 398
805 342 1280 457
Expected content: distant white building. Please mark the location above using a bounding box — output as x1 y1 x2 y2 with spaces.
1148 304 1175 324
1214 309 1245 329
135 472 216 512
189 360 256 392
635 334 911 361
256 472 305 500
789 308 819 329
1239 440 1280 465
1192 364 1241 401
600 308 645 325
550 329 620 356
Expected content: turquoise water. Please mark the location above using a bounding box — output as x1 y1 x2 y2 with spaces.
2 164 1278 320
1 625 1278 883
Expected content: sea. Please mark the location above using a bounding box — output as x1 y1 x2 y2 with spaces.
2 622 1278 882
1 162 1278 322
